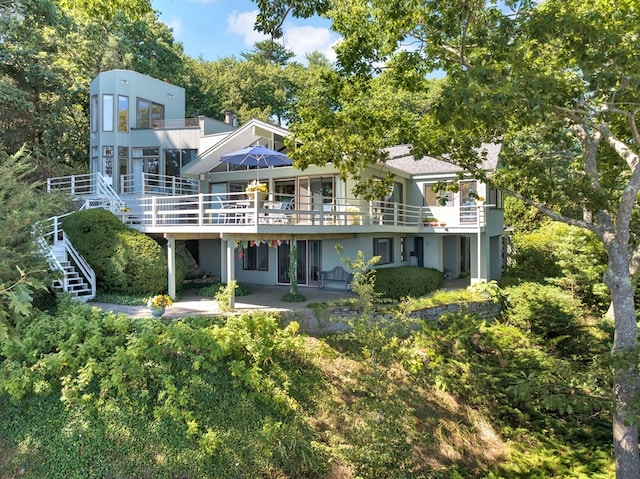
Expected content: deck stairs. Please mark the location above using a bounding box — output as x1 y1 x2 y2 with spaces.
39 173 127 301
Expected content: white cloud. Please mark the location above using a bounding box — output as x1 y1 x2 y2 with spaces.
163 15 184 39
227 10 269 47
282 25 338 63
227 10 338 63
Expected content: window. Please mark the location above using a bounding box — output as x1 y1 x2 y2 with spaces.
136 98 164 129
132 147 160 180
488 187 503 209
118 95 129 133
373 238 394 265
400 236 407 262
424 184 452 206
460 181 478 205
103 145 114 176
102 94 114 131
243 243 269 271
165 149 197 177
91 95 98 133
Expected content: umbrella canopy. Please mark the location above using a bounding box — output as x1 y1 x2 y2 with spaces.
220 145 292 169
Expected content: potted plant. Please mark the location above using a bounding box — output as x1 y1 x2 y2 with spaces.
346 207 361 225
422 216 437 226
147 294 173 317
469 190 485 205
245 180 268 206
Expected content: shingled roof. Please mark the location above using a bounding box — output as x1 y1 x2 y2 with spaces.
385 144 501 176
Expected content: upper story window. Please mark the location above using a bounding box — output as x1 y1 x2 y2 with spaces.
165 149 197 177
488 187 504 209
91 95 98 133
102 94 114 131
423 184 452 206
136 98 164 129
118 95 129 133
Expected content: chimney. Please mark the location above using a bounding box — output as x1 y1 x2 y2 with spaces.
224 109 237 126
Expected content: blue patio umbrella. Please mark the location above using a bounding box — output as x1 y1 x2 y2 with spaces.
220 145 292 178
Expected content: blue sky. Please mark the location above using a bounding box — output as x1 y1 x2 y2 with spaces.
152 0 339 63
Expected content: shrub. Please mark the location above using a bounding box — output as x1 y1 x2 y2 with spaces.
373 266 443 300
61 209 178 295
508 221 608 310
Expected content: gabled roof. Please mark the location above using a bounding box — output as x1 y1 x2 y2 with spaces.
182 119 291 176
386 143 501 177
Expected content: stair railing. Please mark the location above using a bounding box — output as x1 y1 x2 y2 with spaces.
61 231 96 300
35 214 96 301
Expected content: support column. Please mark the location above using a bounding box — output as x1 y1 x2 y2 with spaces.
225 237 235 308
167 237 176 298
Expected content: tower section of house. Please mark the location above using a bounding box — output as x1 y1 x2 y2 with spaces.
89 70 234 194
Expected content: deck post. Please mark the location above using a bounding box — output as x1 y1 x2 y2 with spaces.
167 237 176 298
225 237 235 308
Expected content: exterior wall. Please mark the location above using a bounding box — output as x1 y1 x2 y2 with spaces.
89 70 198 191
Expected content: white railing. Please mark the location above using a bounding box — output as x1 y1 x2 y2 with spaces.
120 172 199 196
35 214 96 300
47 172 124 212
116 192 462 229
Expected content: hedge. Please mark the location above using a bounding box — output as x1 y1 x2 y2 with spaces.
373 266 444 300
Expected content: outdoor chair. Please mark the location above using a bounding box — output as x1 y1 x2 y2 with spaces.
269 197 294 224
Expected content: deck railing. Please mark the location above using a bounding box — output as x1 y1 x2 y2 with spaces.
47 173 124 212
116 191 486 229
120 172 199 196
35 214 96 300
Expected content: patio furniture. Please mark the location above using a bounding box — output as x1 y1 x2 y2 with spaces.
268 197 294 224
318 266 353 292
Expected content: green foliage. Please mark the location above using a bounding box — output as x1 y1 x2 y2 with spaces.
501 282 610 360
508 221 609 309
214 280 237 312
0 301 327 477
195 281 251 298
374 265 444 300
61 208 178 295
0 146 66 337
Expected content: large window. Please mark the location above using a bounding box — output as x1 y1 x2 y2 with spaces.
118 95 129 133
165 149 197 177
91 95 98 133
423 184 452 206
488 187 504 209
373 238 394 265
102 94 114 131
132 147 159 175
136 98 164 129
243 244 269 271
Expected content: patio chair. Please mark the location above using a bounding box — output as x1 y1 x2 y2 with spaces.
210 195 227 224
269 197 294 224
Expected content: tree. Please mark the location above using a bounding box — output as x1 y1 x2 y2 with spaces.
0 146 68 338
251 0 640 476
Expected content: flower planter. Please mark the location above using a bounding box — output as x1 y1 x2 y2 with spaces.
150 306 165 318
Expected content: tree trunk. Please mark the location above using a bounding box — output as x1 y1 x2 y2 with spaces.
604 248 640 479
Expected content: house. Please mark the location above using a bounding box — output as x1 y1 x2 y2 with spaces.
46 69 504 305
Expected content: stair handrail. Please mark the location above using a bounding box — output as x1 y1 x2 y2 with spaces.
35 235 68 292
62 231 96 300
34 213 96 300
48 173 125 212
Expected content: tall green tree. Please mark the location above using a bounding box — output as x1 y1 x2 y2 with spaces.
0 0 187 177
252 0 640 476
0 146 68 338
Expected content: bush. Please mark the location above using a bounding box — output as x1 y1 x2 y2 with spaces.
61 209 180 295
373 266 443 300
501 282 610 361
508 221 608 310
